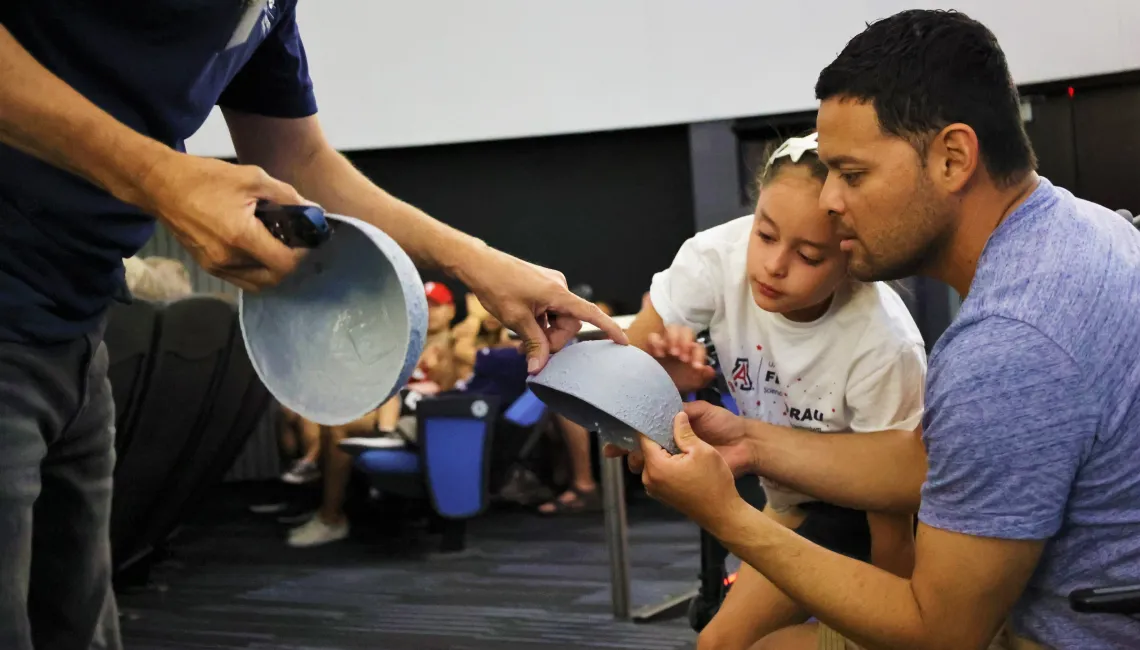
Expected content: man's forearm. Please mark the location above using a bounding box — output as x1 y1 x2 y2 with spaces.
284 145 485 279
716 501 927 650
0 26 171 209
746 420 927 513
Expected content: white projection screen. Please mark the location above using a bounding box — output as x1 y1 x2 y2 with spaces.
185 0 1140 158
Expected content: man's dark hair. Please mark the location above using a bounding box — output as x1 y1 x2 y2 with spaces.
815 9 1036 186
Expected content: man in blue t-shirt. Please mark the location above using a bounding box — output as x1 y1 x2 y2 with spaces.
0 4 624 649
629 9 1140 650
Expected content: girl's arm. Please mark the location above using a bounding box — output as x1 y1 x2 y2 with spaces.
452 330 482 368
451 294 491 366
626 301 716 393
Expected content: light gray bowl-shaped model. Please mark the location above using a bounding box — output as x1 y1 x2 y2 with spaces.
528 340 682 454
238 214 428 426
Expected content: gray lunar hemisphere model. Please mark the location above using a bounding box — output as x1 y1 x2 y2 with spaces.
528 340 684 454
238 214 428 426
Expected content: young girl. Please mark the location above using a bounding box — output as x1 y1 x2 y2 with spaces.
626 132 926 649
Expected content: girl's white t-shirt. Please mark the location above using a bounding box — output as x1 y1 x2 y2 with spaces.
650 215 927 511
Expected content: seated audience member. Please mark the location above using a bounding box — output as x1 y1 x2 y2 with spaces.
452 293 512 380
419 280 461 389
122 255 193 301
626 129 925 648
424 280 457 348
631 11 1140 649
453 343 528 402
536 416 600 515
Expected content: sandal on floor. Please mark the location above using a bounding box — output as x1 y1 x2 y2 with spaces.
537 487 603 516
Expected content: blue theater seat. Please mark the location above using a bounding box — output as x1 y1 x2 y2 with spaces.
354 393 501 552
502 388 547 428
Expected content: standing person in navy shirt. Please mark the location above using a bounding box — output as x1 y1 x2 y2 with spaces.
0 3 624 648
624 9 1140 650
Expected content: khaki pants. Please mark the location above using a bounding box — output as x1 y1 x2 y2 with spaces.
818 622 1049 650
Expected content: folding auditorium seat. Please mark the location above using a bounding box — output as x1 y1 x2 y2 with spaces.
353 393 501 552
502 388 549 433
104 299 162 457
1070 582 1140 616
132 311 272 565
110 295 235 572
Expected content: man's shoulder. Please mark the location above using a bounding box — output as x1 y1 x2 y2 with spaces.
962 179 1140 371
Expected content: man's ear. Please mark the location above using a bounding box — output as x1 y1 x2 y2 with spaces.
930 123 979 193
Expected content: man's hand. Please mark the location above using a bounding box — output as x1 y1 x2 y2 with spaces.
682 400 759 477
459 247 628 373
141 153 310 292
603 400 757 477
638 412 745 531
645 324 717 392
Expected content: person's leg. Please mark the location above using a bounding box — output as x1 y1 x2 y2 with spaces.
697 561 808 650
752 623 823 650
757 620 1017 650
538 416 600 514
0 349 51 650
281 414 322 485
4 333 121 650
316 424 352 527
287 415 375 547
741 504 872 650
376 395 401 433
297 416 321 465
29 338 120 650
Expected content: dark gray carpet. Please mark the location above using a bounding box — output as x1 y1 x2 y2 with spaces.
118 486 702 649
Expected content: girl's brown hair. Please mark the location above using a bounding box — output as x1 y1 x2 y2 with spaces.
755 130 828 191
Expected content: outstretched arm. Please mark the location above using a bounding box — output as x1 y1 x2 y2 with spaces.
222 110 627 371
654 400 927 514
746 416 928 513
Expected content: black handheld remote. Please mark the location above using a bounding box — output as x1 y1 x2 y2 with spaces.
254 200 332 248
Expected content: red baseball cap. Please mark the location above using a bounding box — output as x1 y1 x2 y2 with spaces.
424 281 453 306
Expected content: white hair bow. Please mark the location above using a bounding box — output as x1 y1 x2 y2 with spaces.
767 132 819 166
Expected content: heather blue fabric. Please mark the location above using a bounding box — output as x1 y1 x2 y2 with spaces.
919 177 1140 647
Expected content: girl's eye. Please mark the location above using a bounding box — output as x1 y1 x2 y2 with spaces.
799 253 823 266
757 231 775 242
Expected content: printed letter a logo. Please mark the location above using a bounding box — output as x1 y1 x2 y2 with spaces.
731 358 754 391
